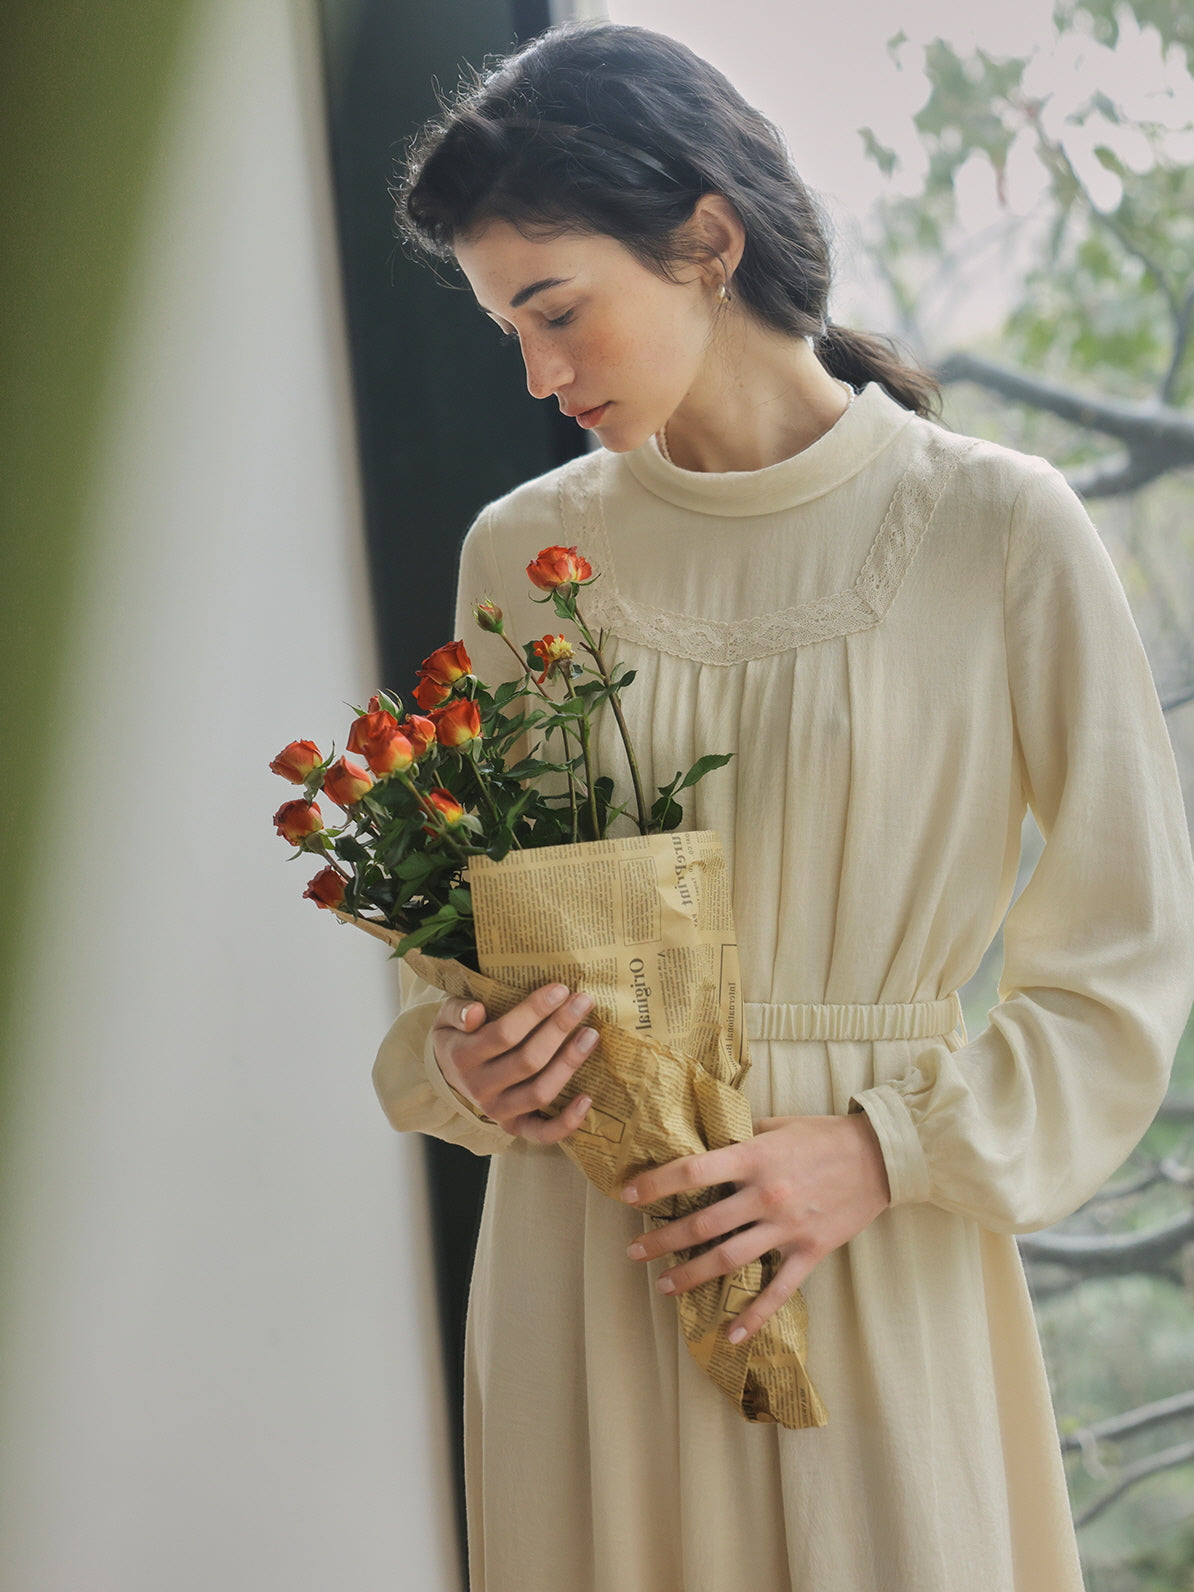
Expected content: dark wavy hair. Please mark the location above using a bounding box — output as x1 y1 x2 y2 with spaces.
397 22 939 418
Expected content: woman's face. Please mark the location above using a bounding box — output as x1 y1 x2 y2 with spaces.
454 220 719 453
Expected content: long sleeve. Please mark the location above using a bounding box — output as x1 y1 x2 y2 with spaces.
370 506 524 1157
854 460 1194 1231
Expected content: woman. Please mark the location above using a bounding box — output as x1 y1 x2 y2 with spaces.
372 22 1194 1591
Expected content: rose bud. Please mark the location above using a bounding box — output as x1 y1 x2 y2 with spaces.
401 714 436 759
423 787 466 831
472 596 504 634
366 691 401 719
430 698 482 749
273 799 324 846
347 710 414 775
526 545 593 591
321 755 374 808
303 867 346 910
412 672 451 711
420 640 473 686
531 633 575 684
269 739 322 783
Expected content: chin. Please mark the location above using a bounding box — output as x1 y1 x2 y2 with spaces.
591 416 655 455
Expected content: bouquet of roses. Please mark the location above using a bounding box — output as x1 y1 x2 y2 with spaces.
269 545 729 969
267 544 827 1432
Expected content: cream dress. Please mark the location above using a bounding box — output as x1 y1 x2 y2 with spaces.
372 383 1194 1592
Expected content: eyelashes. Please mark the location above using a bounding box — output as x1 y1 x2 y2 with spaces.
495 310 577 347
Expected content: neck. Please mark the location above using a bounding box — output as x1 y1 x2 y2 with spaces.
660 323 852 473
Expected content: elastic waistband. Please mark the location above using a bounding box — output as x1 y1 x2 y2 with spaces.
744 992 964 1043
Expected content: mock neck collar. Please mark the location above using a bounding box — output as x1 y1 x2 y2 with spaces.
619 382 915 518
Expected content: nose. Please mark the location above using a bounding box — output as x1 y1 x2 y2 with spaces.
520 333 573 402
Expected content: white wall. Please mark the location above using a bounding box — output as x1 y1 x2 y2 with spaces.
0 3 460 1587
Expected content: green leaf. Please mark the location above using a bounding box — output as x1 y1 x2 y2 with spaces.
860 126 900 178
395 919 453 955
334 835 372 863
676 752 733 792
649 790 684 831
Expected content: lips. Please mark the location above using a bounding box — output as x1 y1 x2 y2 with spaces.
565 402 610 430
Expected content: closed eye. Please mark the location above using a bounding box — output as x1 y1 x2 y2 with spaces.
545 310 575 329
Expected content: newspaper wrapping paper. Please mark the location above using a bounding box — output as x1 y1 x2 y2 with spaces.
344 829 827 1430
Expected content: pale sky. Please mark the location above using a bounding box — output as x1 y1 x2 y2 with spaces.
600 0 1193 336
602 0 1060 214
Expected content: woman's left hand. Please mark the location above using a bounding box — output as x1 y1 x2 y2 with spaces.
621 1114 891 1343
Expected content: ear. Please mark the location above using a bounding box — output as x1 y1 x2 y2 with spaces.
688 193 746 286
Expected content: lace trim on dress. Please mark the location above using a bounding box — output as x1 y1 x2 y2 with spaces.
558 432 979 666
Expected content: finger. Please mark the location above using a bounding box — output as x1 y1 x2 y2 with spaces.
627 1188 757 1264
621 1144 735 1208
654 1224 779 1299
493 1019 599 1117
471 984 588 1069
433 996 488 1032
514 1092 593 1144
725 1252 813 1344
483 990 595 1091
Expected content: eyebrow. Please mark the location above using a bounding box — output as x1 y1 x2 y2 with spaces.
509 275 573 309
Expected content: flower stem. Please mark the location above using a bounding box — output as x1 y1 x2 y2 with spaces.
468 753 522 849
573 601 647 833
563 671 601 839
497 623 580 835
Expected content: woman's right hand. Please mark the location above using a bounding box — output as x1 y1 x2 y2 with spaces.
430 983 598 1143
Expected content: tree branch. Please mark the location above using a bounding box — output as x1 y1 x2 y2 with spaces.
1163 285 1194 406
1073 1437 1194 1529
936 353 1194 455
1017 1206 1194 1278
1061 1390 1194 1454
1066 447 1180 500
1159 687 1194 716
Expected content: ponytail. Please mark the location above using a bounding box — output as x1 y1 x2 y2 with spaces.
816 324 940 420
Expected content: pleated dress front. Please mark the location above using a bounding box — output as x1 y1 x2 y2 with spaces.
372 383 1194 1592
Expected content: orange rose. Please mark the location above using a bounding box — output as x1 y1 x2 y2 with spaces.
531 633 575 684
412 673 451 711
303 867 346 910
423 787 466 831
400 714 436 759
321 755 374 808
420 640 473 685
269 739 322 783
347 710 414 775
430 698 482 749
273 799 324 846
526 545 592 591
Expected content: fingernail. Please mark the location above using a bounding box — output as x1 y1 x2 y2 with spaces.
576 1027 598 1053
621 1185 638 1204
545 985 568 1006
656 1276 675 1295
567 992 593 1018
727 1326 747 1345
575 1095 592 1116
627 1242 646 1260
